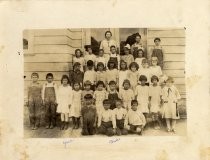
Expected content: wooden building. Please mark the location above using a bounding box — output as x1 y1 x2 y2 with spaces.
24 28 186 117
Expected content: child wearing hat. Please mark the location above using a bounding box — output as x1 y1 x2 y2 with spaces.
161 76 181 133
150 56 163 78
82 80 94 105
121 44 134 68
148 75 162 129
119 79 135 111
83 60 96 91
69 62 84 88
27 72 42 130
42 73 58 129
112 99 128 135
124 100 146 135
97 99 116 136
151 37 164 69
81 94 97 135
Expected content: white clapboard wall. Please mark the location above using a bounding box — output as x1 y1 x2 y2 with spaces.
24 29 83 95
147 28 186 115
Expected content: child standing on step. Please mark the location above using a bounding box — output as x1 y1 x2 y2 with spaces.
42 73 58 129
57 75 72 130
73 49 85 72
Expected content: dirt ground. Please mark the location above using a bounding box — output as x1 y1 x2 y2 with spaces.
24 106 187 138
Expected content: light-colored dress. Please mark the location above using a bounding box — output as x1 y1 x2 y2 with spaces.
150 65 162 78
57 85 72 114
161 85 181 119
135 85 150 113
138 68 151 84
127 70 139 90
73 57 85 72
118 70 128 91
121 54 134 68
95 56 107 68
135 57 144 69
69 90 82 117
84 54 96 65
149 85 162 113
93 90 108 114
119 89 134 110
106 69 119 84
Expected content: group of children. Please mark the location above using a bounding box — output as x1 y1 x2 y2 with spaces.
27 36 181 136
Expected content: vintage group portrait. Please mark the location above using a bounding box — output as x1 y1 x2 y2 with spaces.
23 28 186 138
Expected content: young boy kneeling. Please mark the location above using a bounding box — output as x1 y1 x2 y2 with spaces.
97 99 116 136
112 99 128 135
124 100 146 135
81 94 97 135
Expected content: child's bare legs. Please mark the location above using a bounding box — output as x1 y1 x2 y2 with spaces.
171 119 176 132
166 118 171 132
64 113 69 130
154 113 161 129
60 113 65 130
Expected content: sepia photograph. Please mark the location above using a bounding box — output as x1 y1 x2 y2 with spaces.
23 28 186 138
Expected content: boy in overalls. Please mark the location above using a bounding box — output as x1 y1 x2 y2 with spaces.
42 73 58 129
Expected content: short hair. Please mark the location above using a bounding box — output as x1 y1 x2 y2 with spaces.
84 94 93 100
129 62 139 70
84 45 92 52
108 80 116 86
61 75 70 84
151 75 159 83
122 79 131 87
131 100 138 106
142 58 149 64
75 49 83 55
110 45 116 49
105 31 112 37
87 60 94 67
139 75 147 82
137 49 145 56
96 62 105 69
120 60 128 70
46 73 53 79
96 81 105 88
31 72 39 78
103 99 111 105
154 37 161 42
107 60 117 69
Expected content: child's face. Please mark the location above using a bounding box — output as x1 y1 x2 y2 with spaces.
135 36 141 43
74 65 81 71
74 83 80 91
99 51 104 57
124 48 130 55
154 40 160 46
123 82 130 90
98 65 104 71
109 84 116 91
152 79 158 85
62 78 68 85
75 50 81 57
131 66 137 72
131 103 138 111
84 84 91 91
47 76 53 83
166 81 173 87
141 80 146 86
142 62 149 68
110 47 116 54
120 62 127 70
87 65 93 70
87 48 92 54
32 75 38 83
137 51 143 58
151 59 158 66
105 32 112 39
116 101 122 109
97 84 104 91
109 63 115 69
86 99 93 106
103 104 110 110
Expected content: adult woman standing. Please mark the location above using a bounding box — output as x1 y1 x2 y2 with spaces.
131 34 144 59
100 31 118 61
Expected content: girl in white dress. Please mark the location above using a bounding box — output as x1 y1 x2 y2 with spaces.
135 75 150 121
161 77 181 133
150 56 163 78
135 49 145 70
93 81 108 115
57 75 73 130
118 60 128 92
119 79 135 111
148 75 162 130
127 62 139 91
69 82 82 129
73 49 85 72
138 58 151 86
